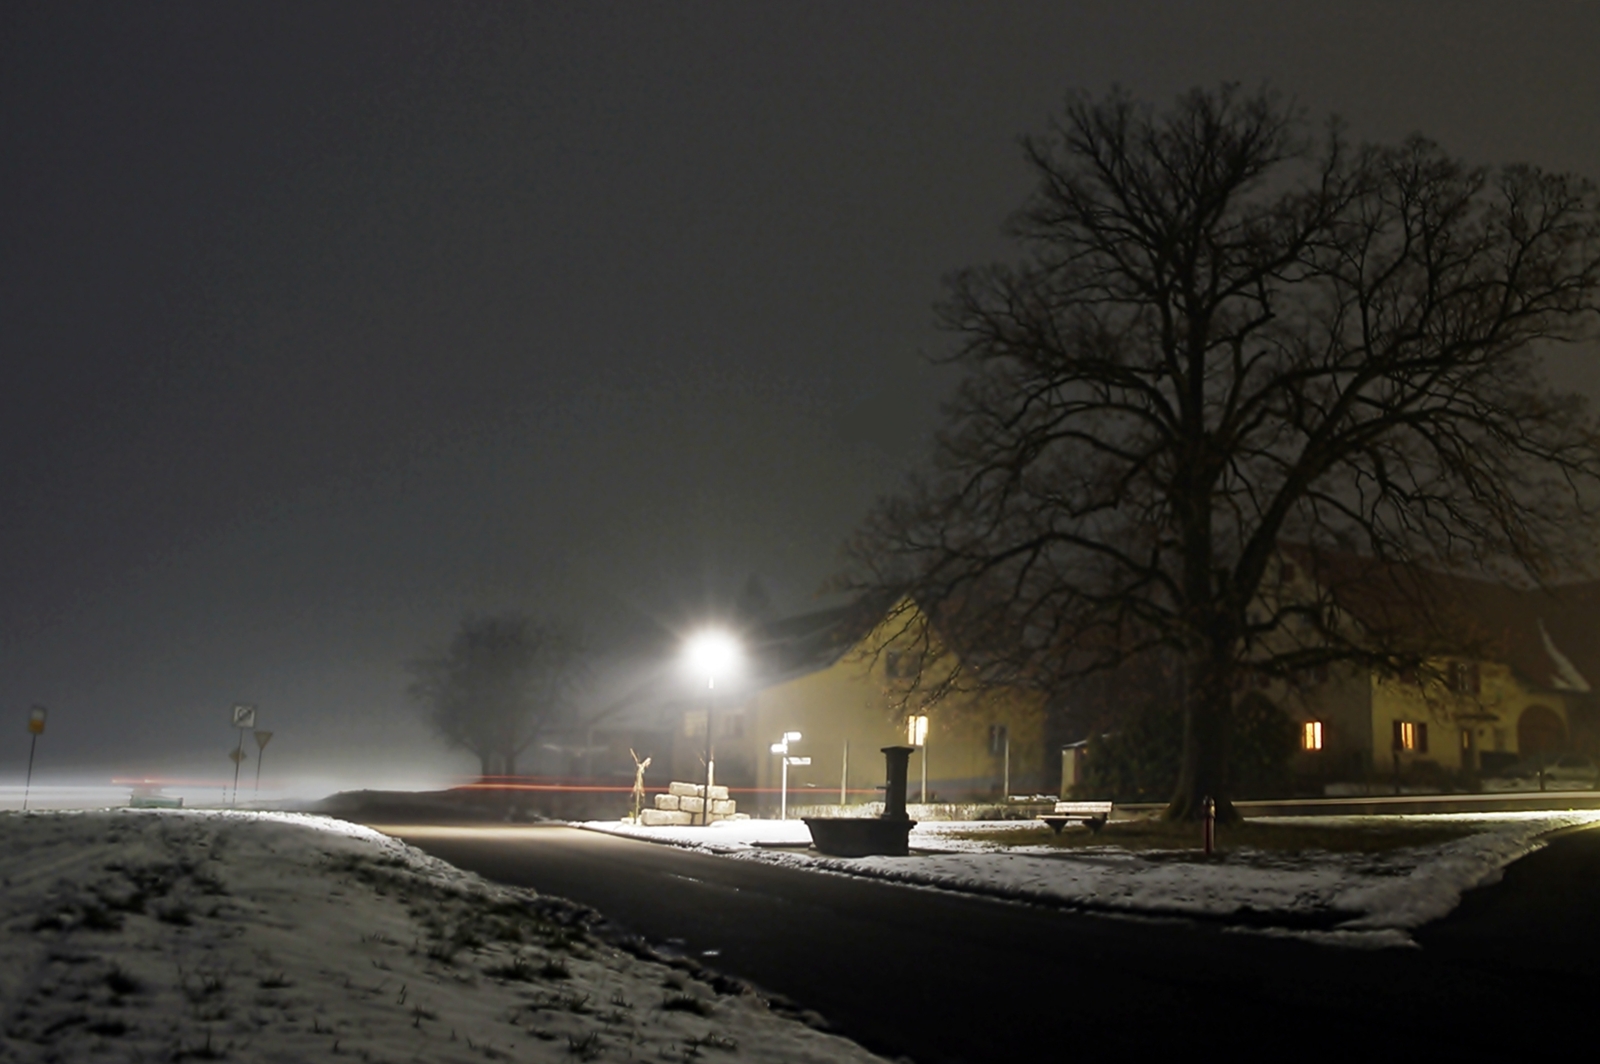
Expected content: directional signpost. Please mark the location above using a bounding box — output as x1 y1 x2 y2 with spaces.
229 704 256 805
23 705 46 811
769 731 807 820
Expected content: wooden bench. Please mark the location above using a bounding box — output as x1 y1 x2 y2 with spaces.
1037 801 1113 834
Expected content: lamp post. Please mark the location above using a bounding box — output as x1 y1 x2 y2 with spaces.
23 705 46 812
909 713 929 805
769 731 807 820
684 630 740 826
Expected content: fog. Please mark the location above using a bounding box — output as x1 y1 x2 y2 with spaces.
3 2 1598 803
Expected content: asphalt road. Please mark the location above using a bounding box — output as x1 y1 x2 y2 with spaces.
371 823 1600 1061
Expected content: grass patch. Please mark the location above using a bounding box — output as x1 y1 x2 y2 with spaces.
661 992 713 1016
948 817 1482 854
485 957 538 982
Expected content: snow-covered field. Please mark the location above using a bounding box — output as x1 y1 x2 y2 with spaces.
0 810 886 1063
584 812 1600 947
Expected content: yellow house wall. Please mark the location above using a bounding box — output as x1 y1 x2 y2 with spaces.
1369 660 1571 770
749 656 900 805
742 611 1047 810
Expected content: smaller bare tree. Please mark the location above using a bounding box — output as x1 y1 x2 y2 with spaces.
408 613 585 779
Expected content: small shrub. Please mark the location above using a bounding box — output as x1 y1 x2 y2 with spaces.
105 966 141 996
686 1033 738 1052
568 1030 603 1060
80 904 123 932
661 993 713 1017
157 904 194 927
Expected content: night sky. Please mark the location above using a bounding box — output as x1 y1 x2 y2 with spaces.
4 2 1599 790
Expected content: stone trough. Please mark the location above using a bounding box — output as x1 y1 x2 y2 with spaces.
803 745 917 856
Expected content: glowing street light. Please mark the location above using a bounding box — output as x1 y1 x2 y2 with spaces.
684 629 741 825
770 731 808 820
685 630 740 689
908 713 930 804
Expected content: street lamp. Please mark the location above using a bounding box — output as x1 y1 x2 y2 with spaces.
684 630 741 825
769 731 808 820
908 713 929 804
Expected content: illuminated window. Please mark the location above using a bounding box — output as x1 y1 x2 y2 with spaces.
907 714 929 746
1393 720 1428 752
1301 721 1323 751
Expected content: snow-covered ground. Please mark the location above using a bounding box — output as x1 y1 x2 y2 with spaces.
583 812 1600 947
0 810 886 1063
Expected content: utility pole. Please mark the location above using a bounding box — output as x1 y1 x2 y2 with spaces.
840 739 849 806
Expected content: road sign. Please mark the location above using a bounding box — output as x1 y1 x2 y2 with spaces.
27 706 46 735
228 747 247 765
253 730 273 750
786 756 811 766
232 703 256 728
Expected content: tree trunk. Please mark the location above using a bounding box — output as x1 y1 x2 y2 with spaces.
1165 643 1239 823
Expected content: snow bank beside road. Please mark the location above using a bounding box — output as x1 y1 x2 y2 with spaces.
586 812 1600 946
0 810 886 1063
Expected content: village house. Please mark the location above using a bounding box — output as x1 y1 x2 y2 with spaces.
1050 554 1600 799
576 597 1049 815
1248 557 1600 792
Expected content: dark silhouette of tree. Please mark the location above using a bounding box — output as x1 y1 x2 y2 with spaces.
848 85 1600 820
408 613 585 779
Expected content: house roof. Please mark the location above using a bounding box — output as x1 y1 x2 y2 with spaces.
1294 548 1600 694
743 600 881 685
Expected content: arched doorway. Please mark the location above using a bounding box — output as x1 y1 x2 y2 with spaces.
1518 705 1566 755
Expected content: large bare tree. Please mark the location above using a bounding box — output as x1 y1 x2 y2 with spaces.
848 85 1600 820
408 613 585 779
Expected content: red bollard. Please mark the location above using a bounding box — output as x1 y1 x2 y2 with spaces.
1202 796 1216 856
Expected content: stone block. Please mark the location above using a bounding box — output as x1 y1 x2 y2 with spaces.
653 793 680 811
639 808 693 826
679 796 705 814
707 785 730 800
710 799 736 816
668 781 704 798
